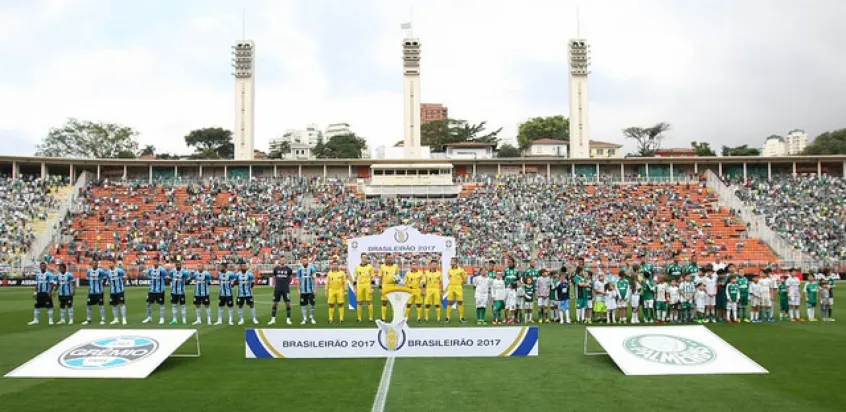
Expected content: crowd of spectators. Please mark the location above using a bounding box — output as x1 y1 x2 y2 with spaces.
0 175 67 269
52 174 767 271
734 175 846 261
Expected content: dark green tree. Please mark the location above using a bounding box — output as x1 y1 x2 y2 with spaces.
139 145 156 157
721 144 761 156
496 144 522 158
516 115 569 150
422 119 501 152
803 129 846 155
184 127 234 159
315 133 368 159
35 118 140 158
691 141 716 156
268 141 291 159
622 122 671 157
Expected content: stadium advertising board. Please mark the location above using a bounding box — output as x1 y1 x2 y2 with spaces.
247 289 538 359
5 329 198 379
586 325 768 375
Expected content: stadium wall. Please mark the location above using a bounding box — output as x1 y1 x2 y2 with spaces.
2 155 845 183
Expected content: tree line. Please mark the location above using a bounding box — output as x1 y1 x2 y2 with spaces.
33 117 846 159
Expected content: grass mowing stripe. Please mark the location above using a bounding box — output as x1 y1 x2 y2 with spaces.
371 357 395 412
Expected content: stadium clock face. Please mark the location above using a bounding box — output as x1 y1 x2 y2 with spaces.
623 334 715 366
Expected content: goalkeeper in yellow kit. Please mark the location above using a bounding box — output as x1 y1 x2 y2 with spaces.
446 258 468 323
423 259 444 322
404 261 425 321
353 255 375 323
325 259 347 324
379 255 400 321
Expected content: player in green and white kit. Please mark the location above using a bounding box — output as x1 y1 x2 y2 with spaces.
666 256 684 282
641 275 655 323
737 272 750 322
778 276 789 321
573 267 591 324
684 257 700 282
726 275 740 322
655 277 669 323
503 259 520 288
680 273 696 323
522 276 536 323
523 260 539 319
804 277 820 322
616 274 630 323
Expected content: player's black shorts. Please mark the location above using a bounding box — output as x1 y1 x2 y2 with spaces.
193 296 211 306
59 295 74 308
171 294 186 305
218 296 234 307
300 293 315 306
147 292 165 305
35 292 54 309
109 292 125 306
87 294 105 306
237 296 254 307
273 289 291 304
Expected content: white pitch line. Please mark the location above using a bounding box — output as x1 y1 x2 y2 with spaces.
370 357 396 412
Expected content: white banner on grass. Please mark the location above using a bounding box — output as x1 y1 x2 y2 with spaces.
246 288 537 359
586 325 768 375
5 329 198 379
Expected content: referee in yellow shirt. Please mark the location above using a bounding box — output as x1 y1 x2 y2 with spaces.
325 259 347 324
446 258 468 323
379 255 400 321
423 260 444 322
353 255 375 322
404 261 424 321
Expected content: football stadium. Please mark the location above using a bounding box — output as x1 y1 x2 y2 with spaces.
2 2 846 412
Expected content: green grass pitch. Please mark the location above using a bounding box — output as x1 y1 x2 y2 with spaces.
1 286 845 412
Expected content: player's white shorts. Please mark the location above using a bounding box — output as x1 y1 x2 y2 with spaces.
696 304 706 314
475 296 489 308
630 294 640 308
537 297 549 307
643 299 654 309
727 302 737 311
759 296 773 307
506 302 516 311
750 297 759 307
707 296 716 306
617 296 629 308
587 299 594 309
789 295 800 306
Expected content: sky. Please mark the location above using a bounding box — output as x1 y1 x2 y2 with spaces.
1 0 845 157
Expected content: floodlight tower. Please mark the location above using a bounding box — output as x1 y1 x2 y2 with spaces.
568 38 590 159
232 40 256 160
402 34 422 159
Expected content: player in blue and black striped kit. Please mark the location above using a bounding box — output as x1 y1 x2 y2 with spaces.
215 262 236 325
28 262 56 326
192 263 213 325
169 262 192 325
107 261 127 325
143 257 169 324
298 259 318 325
235 262 259 325
56 263 76 325
82 261 108 325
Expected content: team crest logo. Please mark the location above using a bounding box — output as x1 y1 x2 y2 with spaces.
376 289 412 352
351 241 358 249
59 337 158 369
445 240 453 248
393 227 410 244
624 334 715 366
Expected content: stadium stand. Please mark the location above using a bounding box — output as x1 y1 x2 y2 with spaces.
50 175 779 277
733 175 846 261
0 176 69 272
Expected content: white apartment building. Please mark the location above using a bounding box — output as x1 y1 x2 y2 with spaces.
325 122 351 138
761 129 808 157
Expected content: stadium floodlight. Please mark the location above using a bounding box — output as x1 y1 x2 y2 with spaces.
231 41 255 78
568 38 590 76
